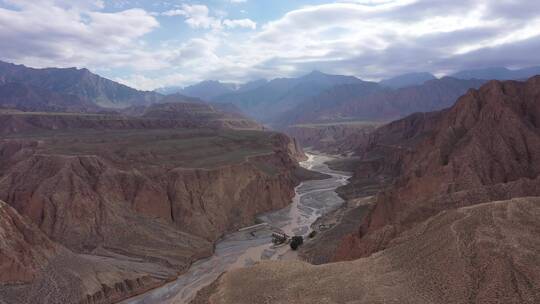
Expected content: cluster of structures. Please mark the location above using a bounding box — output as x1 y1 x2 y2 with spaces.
271 232 304 250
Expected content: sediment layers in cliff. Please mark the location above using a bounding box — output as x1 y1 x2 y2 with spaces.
0 108 262 136
0 125 304 303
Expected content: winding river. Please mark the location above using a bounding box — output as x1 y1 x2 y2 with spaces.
123 153 351 304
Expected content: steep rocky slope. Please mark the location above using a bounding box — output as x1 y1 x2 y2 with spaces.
0 200 186 304
0 200 63 284
0 120 306 303
335 76 540 259
196 197 540 304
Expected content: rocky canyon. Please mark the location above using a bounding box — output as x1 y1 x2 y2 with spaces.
191 77 540 304
0 110 308 303
1 26 540 304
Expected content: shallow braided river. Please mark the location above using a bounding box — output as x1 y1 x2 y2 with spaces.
123 153 350 304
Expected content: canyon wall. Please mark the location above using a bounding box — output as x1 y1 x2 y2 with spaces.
0 125 304 303
333 76 540 260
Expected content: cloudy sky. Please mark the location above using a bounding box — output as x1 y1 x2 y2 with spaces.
0 0 539 90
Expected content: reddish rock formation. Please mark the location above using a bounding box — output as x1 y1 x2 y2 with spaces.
0 117 305 303
0 200 62 284
0 200 181 304
334 76 540 260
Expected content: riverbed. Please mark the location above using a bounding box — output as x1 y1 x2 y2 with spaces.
122 153 351 304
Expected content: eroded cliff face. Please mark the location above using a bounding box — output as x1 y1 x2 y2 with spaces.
0 128 304 304
0 200 63 284
333 76 540 260
0 199 181 304
285 123 379 154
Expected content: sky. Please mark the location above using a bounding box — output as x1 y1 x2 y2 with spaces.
0 0 539 90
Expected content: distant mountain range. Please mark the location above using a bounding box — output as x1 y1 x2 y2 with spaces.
0 60 246 119
156 79 269 101
212 71 368 122
1 59 539 127
0 61 161 108
0 82 107 113
164 65 540 126
158 70 365 123
279 77 487 125
450 66 540 80
379 72 436 89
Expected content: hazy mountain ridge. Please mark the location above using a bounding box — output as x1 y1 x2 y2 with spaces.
280 77 486 125
212 71 369 122
157 79 269 101
3 59 539 126
379 72 436 89
172 66 540 126
0 82 108 113
0 61 162 108
451 66 540 80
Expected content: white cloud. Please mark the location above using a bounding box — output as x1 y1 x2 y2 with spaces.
162 4 256 30
223 18 256 29
2 0 540 90
0 0 160 70
163 4 222 29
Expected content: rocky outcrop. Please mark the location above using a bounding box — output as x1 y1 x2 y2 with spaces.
334 76 540 259
196 197 540 304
